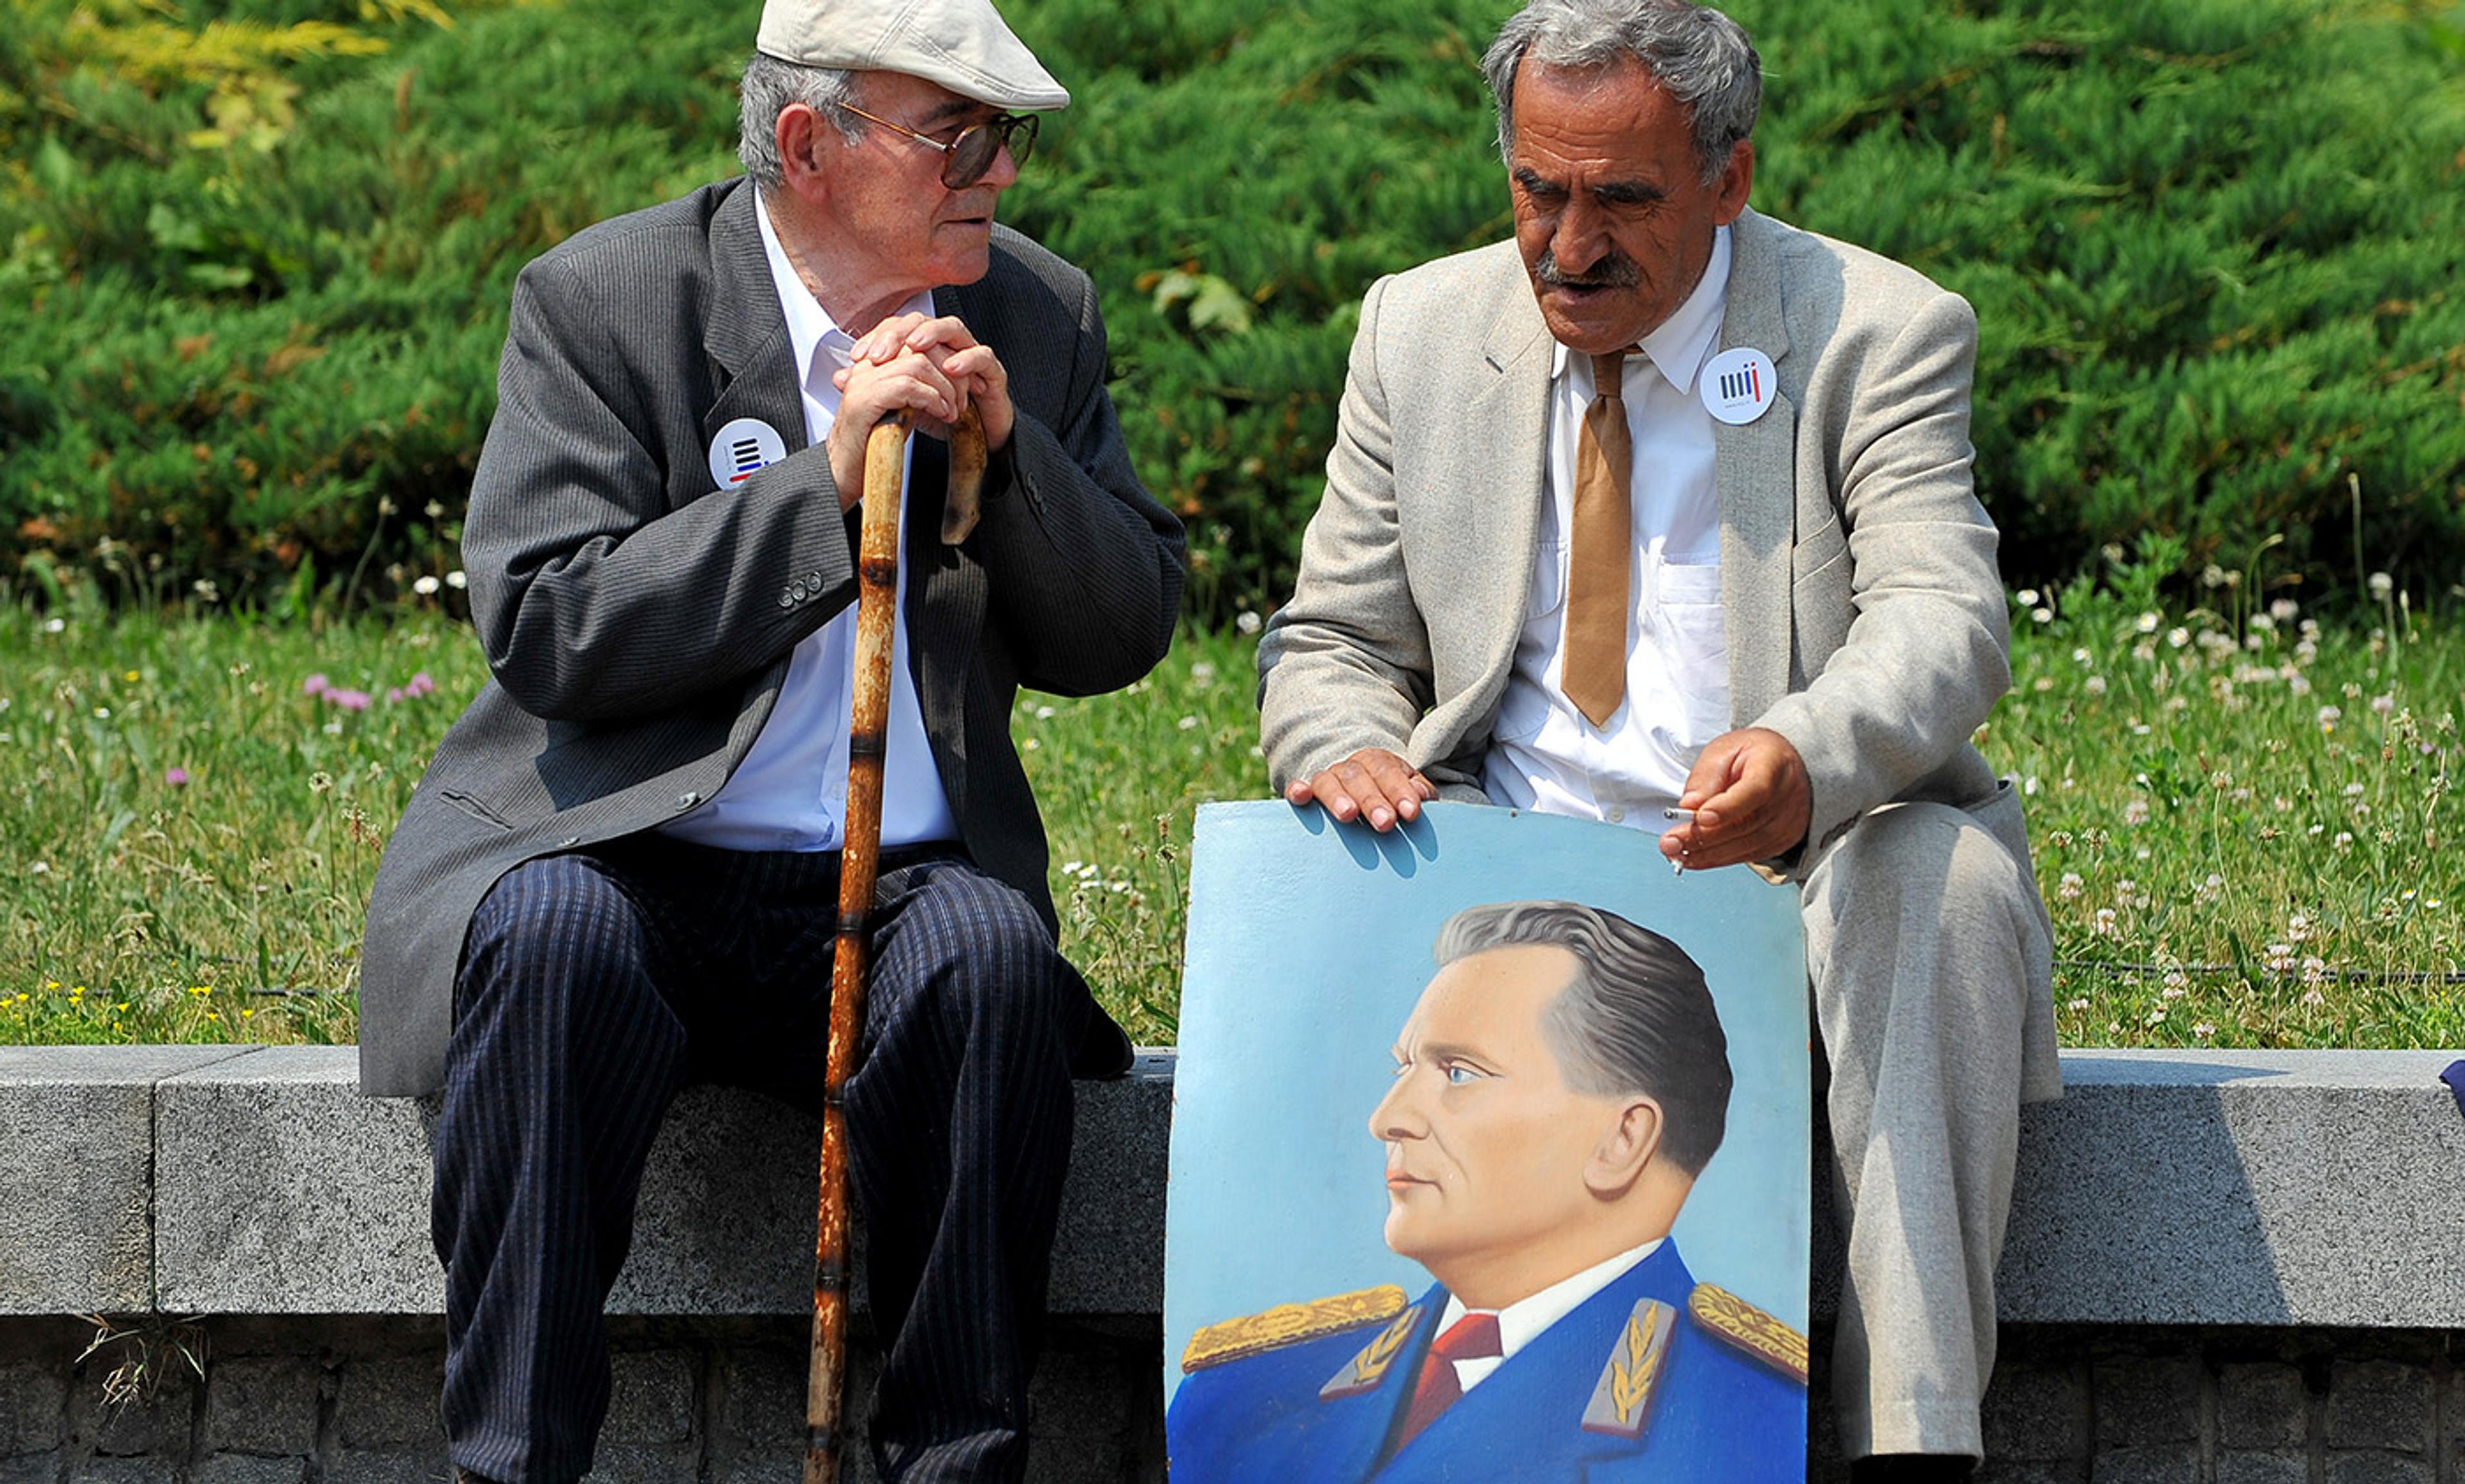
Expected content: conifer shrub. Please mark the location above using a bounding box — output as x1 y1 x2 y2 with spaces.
1 0 2459 619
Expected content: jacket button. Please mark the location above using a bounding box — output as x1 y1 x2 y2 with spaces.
557 836 581 849
806 570 823 587
791 582 809 602
677 791 700 808
779 591 794 608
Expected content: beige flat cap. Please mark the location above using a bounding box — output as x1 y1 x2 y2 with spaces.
757 0 1069 112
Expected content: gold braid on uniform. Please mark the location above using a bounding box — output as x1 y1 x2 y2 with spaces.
1686 1283 1810 1386
1181 1285 1410 1373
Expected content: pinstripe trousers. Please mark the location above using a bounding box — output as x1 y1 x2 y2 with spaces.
431 836 1095 1484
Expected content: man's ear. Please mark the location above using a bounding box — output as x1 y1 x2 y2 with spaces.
1711 139 1754 227
1584 1097 1665 1199
776 102 834 203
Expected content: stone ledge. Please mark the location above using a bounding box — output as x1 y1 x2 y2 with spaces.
4 1046 2461 1326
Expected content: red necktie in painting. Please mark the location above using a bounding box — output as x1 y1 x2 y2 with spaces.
1563 350 1633 728
1392 1310 1504 1453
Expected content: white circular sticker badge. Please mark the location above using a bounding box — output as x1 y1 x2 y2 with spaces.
1699 347 1777 426
707 417 791 488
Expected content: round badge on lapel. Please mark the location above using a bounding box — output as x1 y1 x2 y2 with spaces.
1699 348 1777 426
707 417 790 487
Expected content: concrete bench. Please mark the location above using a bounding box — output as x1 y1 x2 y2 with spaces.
6 1046 2464 1480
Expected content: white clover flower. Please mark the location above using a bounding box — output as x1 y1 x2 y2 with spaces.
2032 607 2053 624
1176 715 1199 730
1190 661 1217 684
2167 627 2190 648
2264 944 2296 972
2369 571 2393 598
2193 1022 2215 1039
445 571 468 590
2123 798 2149 827
2269 598 2299 621
2094 908 2118 936
2066 997 2091 1012
1235 610 1263 635
2317 705 2341 730
1034 705 1057 720
2371 694 2395 715
2249 613 2275 634
2023 775 2041 796
413 575 441 596
2085 676 2108 697
2057 872 2084 901
2136 612 2161 634
2288 912 2312 941
2016 588 2039 607
2300 988 2326 1008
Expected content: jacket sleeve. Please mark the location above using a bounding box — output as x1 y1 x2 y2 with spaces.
1255 274 1449 791
461 252 857 724
1752 287 2014 858
968 266 1187 697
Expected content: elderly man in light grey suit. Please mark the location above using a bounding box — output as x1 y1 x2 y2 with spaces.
357 0 1182 1479
1256 1 2055 1478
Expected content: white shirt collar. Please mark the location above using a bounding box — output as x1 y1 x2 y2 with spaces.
1435 1235 1666 1365
1549 223 1732 397
753 187 935 411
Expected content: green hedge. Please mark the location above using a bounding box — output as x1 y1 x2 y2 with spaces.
3 0 2460 620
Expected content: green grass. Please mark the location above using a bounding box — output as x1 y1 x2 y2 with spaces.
2 591 2455 1051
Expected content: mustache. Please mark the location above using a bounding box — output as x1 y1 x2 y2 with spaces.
1535 249 1641 290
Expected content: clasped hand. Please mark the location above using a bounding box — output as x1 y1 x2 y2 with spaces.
826 313 1014 510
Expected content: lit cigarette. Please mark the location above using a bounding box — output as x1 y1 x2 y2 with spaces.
1663 807 1697 822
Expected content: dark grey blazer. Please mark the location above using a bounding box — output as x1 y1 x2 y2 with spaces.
358 178 1186 1098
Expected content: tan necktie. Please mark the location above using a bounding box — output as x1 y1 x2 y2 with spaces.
1562 350 1632 727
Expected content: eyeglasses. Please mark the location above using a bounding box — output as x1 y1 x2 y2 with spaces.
838 103 1039 189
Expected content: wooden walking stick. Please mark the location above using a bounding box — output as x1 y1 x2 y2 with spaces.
805 404 986 1484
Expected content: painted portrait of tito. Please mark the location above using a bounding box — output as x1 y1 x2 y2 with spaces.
1167 899 1806 1482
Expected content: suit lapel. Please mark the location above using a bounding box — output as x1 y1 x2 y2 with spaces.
701 182 806 469
1455 284 1555 723
701 180 804 752
1712 208 1799 729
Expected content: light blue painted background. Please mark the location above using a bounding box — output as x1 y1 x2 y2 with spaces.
1161 800 1810 1406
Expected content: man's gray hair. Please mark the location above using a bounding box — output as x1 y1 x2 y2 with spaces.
1434 899 1731 1175
737 51 863 191
1479 0 1761 184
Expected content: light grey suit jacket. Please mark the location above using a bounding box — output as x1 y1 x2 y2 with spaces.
1258 207 2057 1094
358 178 1185 1098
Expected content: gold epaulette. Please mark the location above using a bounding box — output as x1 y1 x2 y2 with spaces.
1181 1285 1410 1374
1686 1283 1810 1385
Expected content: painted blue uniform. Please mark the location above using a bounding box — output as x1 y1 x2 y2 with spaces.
1168 1241 1804 1482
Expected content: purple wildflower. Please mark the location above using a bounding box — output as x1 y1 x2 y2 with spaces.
331 689 372 712
165 768 189 786
387 687 406 705
304 673 331 697
408 671 437 698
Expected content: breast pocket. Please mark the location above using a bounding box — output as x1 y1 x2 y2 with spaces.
1650 559 1730 746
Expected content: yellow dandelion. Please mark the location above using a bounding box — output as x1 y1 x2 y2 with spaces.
124 670 140 683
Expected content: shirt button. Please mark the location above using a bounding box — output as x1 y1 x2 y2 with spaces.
1607 806 1627 824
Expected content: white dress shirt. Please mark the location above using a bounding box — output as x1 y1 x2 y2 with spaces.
1431 1237 1667 1395
1483 226 1734 833
661 191 960 852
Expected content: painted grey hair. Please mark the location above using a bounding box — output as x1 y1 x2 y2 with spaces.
736 52 863 191
1480 0 1762 184
1433 899 1731 1175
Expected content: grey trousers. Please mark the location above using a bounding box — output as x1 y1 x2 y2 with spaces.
1801 783 2057 1459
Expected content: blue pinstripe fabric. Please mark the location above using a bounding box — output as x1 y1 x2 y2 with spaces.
433 837 1089 1483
